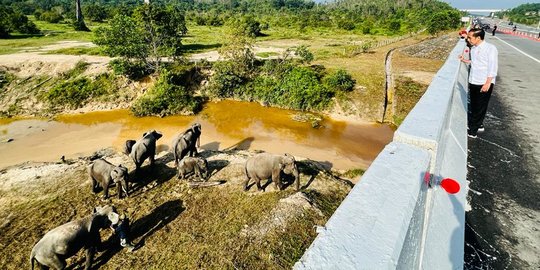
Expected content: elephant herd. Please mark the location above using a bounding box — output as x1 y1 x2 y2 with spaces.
30 122 301 269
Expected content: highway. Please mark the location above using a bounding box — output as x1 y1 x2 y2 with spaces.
465 20 540 269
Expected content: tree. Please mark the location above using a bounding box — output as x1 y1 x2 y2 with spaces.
84 3 108 22
94 4 187 72
0 6 40 38
74 0 90 31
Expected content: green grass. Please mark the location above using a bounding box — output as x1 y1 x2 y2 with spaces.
44 46 104 56
255 51 279 58
0 16 106 55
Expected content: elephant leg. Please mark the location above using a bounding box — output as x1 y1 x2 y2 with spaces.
255 177 264 191
103 185 109 200
243 175 251 191
149 155 155 167
117 183 123 199
46 254 66 270
84 247 96 270
272 174 282 190
90 177 99 193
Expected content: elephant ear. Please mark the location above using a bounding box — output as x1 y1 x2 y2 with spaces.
110 168 120 181
283 153 295 164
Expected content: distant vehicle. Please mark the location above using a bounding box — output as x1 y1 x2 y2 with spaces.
482 24 490 30
509 21 514 25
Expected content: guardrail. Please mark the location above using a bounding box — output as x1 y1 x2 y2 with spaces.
295 40 469 269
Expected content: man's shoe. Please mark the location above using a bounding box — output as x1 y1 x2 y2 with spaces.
478 125 485 133
121 239 136 252
467 132 477 138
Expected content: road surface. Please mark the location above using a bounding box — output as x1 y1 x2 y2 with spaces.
464 23 540 269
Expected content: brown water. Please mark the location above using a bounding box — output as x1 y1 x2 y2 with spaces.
0 100 393 170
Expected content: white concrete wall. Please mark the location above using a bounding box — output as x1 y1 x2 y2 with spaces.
295 40 469 270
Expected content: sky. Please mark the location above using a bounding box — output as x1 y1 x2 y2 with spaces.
442 0 538 10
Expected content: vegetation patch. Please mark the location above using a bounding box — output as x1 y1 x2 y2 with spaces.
393 76 428 126
45 72 120 110
131 70 203 117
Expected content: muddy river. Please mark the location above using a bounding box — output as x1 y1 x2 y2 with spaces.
0 100 393 170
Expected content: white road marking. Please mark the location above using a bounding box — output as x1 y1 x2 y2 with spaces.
494 36 540 64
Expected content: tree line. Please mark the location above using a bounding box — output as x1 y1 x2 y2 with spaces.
496 3 540 26
1 0 461 37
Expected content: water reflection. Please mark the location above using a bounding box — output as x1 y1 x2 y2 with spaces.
0 100 393 170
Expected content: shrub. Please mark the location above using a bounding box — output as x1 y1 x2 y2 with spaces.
109 59 151 80
254 66 333 111
38 10 63 23
46 78 107 109
62 60 89 78
336 18 355 30
131 70 203 117
208 61 248 98
323 69 355 92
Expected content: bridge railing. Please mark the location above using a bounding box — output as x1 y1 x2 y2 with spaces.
294 40 469 269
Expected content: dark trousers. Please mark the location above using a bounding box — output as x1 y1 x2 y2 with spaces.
114 218 130 240
468 83 493 134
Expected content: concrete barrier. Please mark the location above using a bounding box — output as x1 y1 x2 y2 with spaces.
295 40 469 269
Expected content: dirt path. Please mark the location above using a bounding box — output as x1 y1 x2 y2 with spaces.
0 41 290 77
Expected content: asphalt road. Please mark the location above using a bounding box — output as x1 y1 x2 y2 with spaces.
464 27 540 269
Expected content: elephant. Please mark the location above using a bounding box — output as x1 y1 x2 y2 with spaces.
177 156 209 180
129 130 163 172
123 140 136 155
30 205 120 270
88 159 129 199
171 123 201 167
244 153 300 191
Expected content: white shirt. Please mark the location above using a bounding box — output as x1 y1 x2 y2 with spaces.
469 40 498 85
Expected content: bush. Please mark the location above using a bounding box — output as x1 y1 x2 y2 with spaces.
109 59 151 80
131 70 203 117
38 10 63 23
208 61 248 98
252 66 334 111
336 18 355 30
46 78 107 109
323 69 355 92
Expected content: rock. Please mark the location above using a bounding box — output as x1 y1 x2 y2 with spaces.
5 138 14 143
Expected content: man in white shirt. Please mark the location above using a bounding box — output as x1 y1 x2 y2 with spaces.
459 28 498 138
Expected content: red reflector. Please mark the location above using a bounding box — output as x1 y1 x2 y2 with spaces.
440 178 460 194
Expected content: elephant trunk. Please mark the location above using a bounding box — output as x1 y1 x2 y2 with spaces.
294 167 300 191
121 179 129 197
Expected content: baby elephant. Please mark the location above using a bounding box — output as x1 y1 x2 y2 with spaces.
177 157 209 181
88 159 129 199
244 153 300 191
30 205 120 270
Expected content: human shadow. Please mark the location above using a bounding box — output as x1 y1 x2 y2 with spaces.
223 137 254 151
92 200 184 269
207 159 230 177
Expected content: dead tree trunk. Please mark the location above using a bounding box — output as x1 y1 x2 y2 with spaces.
74 0 89 31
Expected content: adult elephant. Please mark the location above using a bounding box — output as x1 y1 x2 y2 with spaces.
171 123 201 167
30 205 120 270
129 130 163 172
244 153 300 191
87 159 129 199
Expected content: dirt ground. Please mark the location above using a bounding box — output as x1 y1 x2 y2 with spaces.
0 147 352 269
